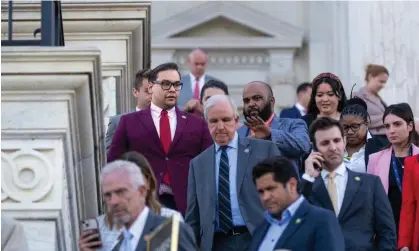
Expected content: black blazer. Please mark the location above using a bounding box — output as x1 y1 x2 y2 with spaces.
300 169 397 251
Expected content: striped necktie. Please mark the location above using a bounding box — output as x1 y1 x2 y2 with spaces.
218 145 233 233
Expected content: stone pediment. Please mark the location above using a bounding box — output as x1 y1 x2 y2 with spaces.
152 1 304 49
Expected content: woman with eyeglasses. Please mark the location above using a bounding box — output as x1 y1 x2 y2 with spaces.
367 103 419 235
340 97 381 173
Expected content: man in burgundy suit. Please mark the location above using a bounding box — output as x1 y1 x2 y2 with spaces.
107 62 213 214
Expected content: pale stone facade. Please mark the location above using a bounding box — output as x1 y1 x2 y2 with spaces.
151 1 419 116
1 1 151 250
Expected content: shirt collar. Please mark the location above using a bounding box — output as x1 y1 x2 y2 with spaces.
136 107 141 112
150 102 176 118
295 103 306 113
265 195 305 225
124 206 149 238
190 73 205 82
321 162 346 180
215 132 238 152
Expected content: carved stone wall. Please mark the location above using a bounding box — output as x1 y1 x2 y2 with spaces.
1 1 151 123
1 47 104 251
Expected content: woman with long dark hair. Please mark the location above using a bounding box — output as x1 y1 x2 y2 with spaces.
302 72 348 128
367 103 419 235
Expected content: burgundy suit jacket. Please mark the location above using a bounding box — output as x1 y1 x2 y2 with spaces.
107 107 213 214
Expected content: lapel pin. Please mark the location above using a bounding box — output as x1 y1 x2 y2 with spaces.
181 115 186 119
244 149 249 153
354 176 360 181
295 218 302 224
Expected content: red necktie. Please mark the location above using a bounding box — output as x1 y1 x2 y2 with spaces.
160 110 172 184
193 78 200 100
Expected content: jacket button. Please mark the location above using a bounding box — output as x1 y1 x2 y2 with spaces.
165 157 169 160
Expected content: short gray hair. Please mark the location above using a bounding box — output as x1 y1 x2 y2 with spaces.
203 94 239 120
100 160 145 189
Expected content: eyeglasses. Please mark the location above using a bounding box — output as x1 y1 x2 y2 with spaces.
343 123 366 132
153 80 183 91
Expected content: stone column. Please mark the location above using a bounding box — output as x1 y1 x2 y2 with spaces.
1 47 105 251
267 49 297 112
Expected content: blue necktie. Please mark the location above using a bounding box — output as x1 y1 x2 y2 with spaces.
218 145 233 233
120 229 133 251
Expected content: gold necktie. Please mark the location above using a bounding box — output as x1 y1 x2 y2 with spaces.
328 172 338 215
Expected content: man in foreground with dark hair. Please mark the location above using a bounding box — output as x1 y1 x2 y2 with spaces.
108 62 213 214
251 156 344 251
105 69 152 152
301 117 396 251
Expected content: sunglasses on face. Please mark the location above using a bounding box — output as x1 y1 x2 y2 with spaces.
153 80 183 91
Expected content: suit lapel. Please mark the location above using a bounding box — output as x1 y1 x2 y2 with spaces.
275 199 309 248
139 108 164 154
207 146 217 205
312 176 334 211
237 137 251 194
170 108 187 151
269 114 282 130
338 169 362 221
135 212 159 251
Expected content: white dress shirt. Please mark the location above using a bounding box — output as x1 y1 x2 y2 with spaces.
150 102 176 140
135 107 141 112
189 73 206 98
343 132 372 173
121 206 150 251
295 102 306 116
303 163 348 216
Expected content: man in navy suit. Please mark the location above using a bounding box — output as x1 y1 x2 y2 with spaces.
301 117 396 251
251 156 344 251
280 82 312 119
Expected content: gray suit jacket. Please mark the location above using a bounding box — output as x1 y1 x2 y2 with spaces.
113 211 197 251
105 111 136 152
178 74 217 109
1 216 28 251
185 137 281 251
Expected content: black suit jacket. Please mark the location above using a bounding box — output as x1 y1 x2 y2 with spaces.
112 211 197 251
300 169 396 251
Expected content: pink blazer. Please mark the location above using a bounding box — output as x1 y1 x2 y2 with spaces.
367 144 419 194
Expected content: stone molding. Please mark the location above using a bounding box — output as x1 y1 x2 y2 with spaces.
1 1 151 114
1 46 104 251
151 1 304 49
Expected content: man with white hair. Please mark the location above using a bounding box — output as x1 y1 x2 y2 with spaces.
178 48 219 110
97 160 196 251
185 95 281 251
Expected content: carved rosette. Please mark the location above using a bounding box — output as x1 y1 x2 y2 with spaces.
1 149 54 203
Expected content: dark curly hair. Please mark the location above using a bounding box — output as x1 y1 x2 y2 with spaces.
307 72 348 117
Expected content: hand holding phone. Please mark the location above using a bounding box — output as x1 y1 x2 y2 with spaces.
304 151 324 179
79 218 102 251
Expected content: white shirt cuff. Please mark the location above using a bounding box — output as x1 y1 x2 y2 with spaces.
302 173 315 183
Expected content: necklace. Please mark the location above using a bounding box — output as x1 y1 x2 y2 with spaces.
395 156 405 169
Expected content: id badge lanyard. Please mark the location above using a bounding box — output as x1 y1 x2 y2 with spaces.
390 147 412 192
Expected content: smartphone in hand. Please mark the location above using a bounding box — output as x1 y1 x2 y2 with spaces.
80 218 102 249
311 143 323 171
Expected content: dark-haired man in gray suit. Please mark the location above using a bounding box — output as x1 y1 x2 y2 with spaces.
185 94 281 251
178 48 218 110
105 69 152 152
